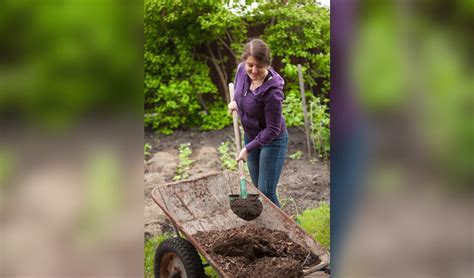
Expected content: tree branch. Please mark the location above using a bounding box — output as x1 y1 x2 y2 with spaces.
205 43 229 103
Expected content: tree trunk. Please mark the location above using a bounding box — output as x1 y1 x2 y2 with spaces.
206 43 229 103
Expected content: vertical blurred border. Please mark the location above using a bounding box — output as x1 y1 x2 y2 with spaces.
0 0 144 276
331 0 473 277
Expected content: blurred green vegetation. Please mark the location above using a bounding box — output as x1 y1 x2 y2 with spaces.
77 149 122 245
0 0 142 130
353 1 473 189
145 0 330 156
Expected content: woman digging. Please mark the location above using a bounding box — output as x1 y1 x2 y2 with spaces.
228 38 288 207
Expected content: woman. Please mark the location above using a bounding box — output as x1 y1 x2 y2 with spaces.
228 38 288 207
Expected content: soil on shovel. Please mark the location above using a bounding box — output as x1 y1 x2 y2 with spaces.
195 225 320 278
229 195 263 221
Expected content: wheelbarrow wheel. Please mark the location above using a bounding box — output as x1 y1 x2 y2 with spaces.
154 237 205 278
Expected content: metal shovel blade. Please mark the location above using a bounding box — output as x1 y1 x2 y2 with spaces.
229 194 263 221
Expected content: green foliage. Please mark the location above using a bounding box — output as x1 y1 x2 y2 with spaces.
144 0 244 134
145 1 330 134
144 143 152 159
0 149 16 190
199 102 233 131
289 150 303 160
173 143 194 181
1 0 142 130
297 203 330 249
144 233 171 278
309 97 330 160
258 2 331 95
282 88 305 127
218 141 237 171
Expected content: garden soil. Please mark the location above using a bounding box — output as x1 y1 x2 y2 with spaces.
144 126 330 237
195 224 320 278
229 195 263 221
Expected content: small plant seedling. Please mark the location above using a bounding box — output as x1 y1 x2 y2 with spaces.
289 150 303 160
144 143 152 159
174 143 194 181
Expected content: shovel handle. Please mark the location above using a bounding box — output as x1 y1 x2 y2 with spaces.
229 83 245 177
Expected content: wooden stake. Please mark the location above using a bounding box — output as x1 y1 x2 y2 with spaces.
297 64 312 158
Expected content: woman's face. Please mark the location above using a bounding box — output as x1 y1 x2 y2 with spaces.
244 56 269 81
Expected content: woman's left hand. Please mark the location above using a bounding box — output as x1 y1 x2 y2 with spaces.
236 148 248 162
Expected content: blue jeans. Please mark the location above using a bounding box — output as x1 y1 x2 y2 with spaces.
244 131 288 207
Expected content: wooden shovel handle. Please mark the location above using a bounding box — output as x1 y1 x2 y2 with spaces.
229 83 245 176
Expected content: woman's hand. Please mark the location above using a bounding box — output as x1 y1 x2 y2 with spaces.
228 100 238 114
236 147 248 162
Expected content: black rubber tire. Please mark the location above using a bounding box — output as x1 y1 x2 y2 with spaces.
154 237 206 278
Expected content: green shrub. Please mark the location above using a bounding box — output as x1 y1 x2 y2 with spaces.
145 1 330 134
200 102 232 131
282 88 305 127
297 203 330 249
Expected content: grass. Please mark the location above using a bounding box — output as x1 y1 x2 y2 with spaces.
297 203 330 249
144 233 171 278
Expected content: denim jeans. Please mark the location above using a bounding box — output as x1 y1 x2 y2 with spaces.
244 131 288 207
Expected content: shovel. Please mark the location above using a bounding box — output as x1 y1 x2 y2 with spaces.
228 83 263 221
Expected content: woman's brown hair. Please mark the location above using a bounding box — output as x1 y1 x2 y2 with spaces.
240 38 271 66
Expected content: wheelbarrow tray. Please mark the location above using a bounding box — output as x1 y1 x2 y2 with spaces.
151 171 329 277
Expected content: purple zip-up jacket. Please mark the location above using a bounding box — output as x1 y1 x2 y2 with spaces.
234 63 287 153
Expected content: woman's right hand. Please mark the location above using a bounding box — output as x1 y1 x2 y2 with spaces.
228 101 238 114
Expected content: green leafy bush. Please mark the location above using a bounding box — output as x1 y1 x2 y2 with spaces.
145 1 330 134
282 88 305 127
200 102 232 131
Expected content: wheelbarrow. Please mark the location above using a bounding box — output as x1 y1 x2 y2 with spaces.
151 171 330 277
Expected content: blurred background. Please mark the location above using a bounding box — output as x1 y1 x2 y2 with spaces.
0 0 144 276
332 0 473 277
0 0 472 277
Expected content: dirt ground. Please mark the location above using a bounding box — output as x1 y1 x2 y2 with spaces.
195 224 321 278
144 126 330 237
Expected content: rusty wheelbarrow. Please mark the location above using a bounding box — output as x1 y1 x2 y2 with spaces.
151 171 330 277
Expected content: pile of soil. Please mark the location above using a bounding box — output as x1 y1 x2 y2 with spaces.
229 195 263 221
195 225 320 278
